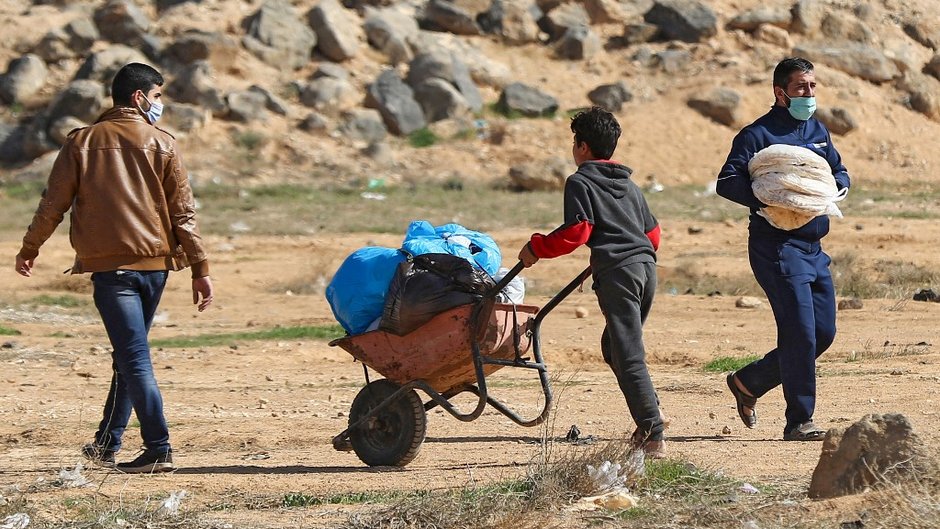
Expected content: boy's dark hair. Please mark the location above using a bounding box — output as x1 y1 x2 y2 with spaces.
111 63 164 106
773 57 814 88
570 106 621 160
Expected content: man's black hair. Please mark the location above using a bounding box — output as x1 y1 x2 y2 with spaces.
111 63 164 106
773 57 814 88
570 106 621 160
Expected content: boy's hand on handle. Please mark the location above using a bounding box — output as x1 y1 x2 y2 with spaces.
192 276 214 312
14 254 34 277
518 242 539 268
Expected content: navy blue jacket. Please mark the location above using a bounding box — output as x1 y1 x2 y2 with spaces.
717 105 851 242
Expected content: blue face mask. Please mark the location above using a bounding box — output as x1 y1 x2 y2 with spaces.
783 92 816 121
139 94 164 124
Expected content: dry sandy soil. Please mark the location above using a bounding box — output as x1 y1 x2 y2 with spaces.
0 217 938 527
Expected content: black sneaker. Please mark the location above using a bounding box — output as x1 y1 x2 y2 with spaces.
116 449 176 474
82 443 116 467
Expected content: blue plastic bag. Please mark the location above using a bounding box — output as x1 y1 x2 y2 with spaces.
326 247 406 334
400 220 501 275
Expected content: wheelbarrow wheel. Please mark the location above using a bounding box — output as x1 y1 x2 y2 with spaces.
348 379 427 467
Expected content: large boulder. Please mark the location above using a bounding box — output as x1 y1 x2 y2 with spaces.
243 0 317 70
163 102 211 133
422 0 481 35
497 82 558 117
300 76 358 112
0 55 48 104
794 43 900 84
34 17 99 63
48 116 88 145
815 107 857 135
820 12 874 44
588 81 632 112
248 85 288 116
73 45 150 84
509 156 569 191
406 51 482 112
164 30 240 70
225 90 269 122
687 87 740 127
539 2 589 42
413 78 470 122
898 73 940 121
0 121 22 164
365 69 426 135
644 0 717 43
476 0 540 44
727 7 791 32
93 0 151 47
308 0 363 62
925 53 940 81
166 61 226 113
363 6 419 64
554 26 600 60
789 0 826 35
338 108 388 143
903 17 940 51
47 80 106 125
809 414 934 499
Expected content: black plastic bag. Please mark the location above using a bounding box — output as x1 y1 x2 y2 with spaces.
380 253 496 336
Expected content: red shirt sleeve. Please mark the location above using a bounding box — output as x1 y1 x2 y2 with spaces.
646 224 661 251
529 220 593 259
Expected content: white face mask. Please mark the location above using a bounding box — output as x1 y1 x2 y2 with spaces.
138 93 164 124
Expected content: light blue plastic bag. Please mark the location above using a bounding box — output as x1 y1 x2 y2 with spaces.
400 220 501 275
325 247 406 334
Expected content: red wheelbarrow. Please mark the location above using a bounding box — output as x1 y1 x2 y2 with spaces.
329 262 592 467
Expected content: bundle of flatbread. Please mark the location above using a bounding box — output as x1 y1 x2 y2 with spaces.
748 144 847 230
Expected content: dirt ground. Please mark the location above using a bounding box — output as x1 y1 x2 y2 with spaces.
1 217 938 527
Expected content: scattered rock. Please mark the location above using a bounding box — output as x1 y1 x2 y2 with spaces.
300 75 357 112
687 87 741 127
652 49 691 73
1 341 18 349
820 12 874 44
789 0 826 35
721 425 732 435
422 0 481 35
903 18 940 51
587 81 632 112
809 414 934 499
687 225 703 234
48 115 87 145
73 45 150 84
754 24 792 48
554 25 601 61
243 0 318 70
644 0 718 43
47 79 105 125
298 111 329 132
574 306 588 318
363 6 419 64
815 107 857 136
837 298 863 310
225 90 269 122
0 55 48 104
497 82 558 117
338 108 388 143
361 141 393 164
34 17 99 63
890 369 904 376
913 288 939 302
248 85 289 115
308 0 363 62
539 2 590 42
793 43 899 84
509 155 569 191
735 296 762 309
166 61 227 113
163 102 211 133
365 69 427 135
477 0 540 44
94 0 151 46
897 73 940 121
727 7 791 32
164 30 240 70
413 78 470 122
619 22 659 45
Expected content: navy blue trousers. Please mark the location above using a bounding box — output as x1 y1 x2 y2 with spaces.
736 237 836 434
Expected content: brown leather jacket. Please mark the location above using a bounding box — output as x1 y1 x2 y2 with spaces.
18 106 209 277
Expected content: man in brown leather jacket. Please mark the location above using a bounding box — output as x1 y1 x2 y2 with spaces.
14 63 213 474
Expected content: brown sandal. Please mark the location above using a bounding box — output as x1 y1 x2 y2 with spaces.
726 372 757 429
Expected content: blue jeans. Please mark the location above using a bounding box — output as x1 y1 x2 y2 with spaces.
92 270 170 453
737 237 836 434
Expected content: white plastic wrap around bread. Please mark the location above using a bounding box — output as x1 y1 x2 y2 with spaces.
748 144 847 230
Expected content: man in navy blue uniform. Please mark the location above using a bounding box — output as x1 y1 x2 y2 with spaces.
717 57 850 441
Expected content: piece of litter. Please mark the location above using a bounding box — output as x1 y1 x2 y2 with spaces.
569 487 639 512
0 513 30 529
360 192 386 201
155 490 187 518
739 483 759 494
586 460 626 492
243 452 271 461
58 463 90 488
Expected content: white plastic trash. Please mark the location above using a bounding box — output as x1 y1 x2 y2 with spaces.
0 513 30 529
156 490 187 518
493 268 525 304
586 460 626 492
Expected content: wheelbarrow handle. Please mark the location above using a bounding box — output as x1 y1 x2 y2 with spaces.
488 261 526 299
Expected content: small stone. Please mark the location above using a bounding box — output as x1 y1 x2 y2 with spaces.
1 342 17 349
854 224 863 231
890 369 904 376
722 425 732 435
735 296 762 309
265 375 274 381
687 225 704 234
708 411 717 419
838 298 863 310
574 306 589 318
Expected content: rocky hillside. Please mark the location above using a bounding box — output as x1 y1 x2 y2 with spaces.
1 0 939 191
